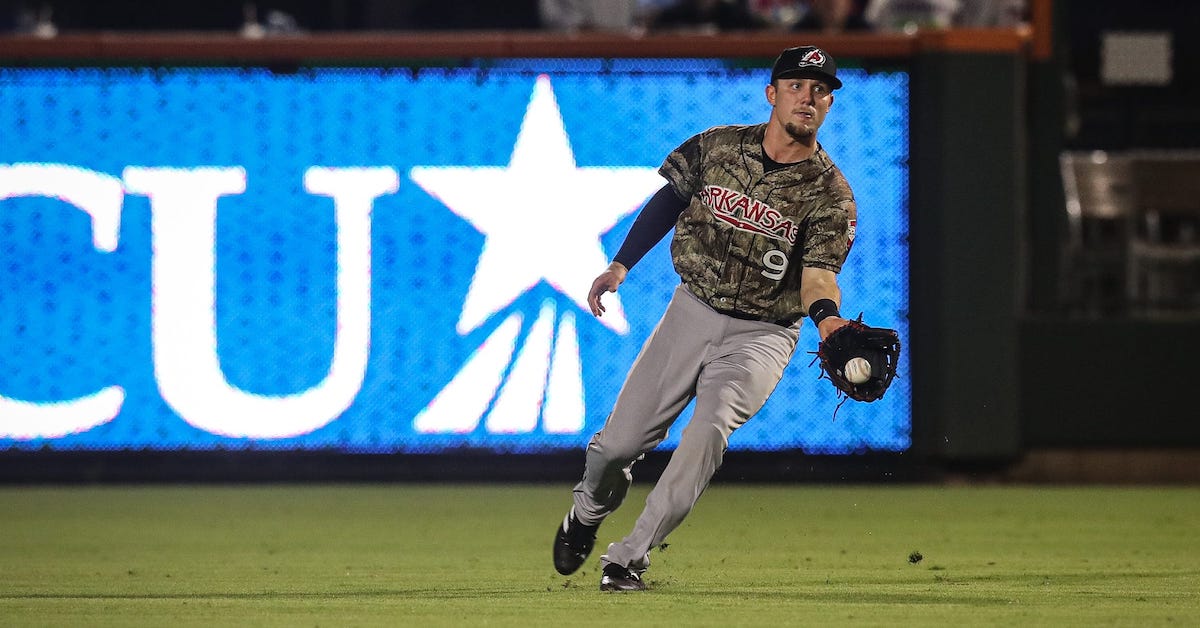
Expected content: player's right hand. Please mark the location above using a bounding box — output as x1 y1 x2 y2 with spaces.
588 262 628 316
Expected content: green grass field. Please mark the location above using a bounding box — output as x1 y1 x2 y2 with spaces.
1 484 1197 626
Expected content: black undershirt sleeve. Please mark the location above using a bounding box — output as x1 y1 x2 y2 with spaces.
612 183 689 271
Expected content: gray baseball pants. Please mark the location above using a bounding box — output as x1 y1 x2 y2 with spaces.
572 284 799 570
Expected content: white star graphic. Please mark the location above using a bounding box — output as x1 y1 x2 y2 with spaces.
410 74 664 335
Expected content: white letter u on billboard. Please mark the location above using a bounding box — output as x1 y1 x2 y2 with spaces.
125 166 397 439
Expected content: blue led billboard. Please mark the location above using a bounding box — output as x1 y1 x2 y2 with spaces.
0 61 909 453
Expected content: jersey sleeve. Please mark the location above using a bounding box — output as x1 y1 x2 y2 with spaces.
800 198 857 273
612 183 689 271
657 132 704 201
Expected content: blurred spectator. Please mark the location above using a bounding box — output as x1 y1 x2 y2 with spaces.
647 0 766 32
793 0 871 33
748 0 807 30
9 2 57 37
538 0 641 33
241 2 266 38
865 0 1026 32
954 0 1026 27
371 0 540 30
863 0 959 33
240 3 304 38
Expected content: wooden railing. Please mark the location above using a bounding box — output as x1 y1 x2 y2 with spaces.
0 28 1030 63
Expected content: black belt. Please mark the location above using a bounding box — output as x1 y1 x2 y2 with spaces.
713 307 799 328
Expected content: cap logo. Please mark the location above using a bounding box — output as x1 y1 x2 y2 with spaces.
798 49 827 68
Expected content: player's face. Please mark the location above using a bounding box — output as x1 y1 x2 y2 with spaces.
767 78 834 141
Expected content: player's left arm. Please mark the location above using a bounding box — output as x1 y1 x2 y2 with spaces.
798 191 856 340
800 266 849 340
589 183 688 317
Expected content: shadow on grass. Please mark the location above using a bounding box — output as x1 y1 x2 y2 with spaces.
0 589 519 601
6 569 1196 604
0 589 1017 606
657 589 1018 606
931 570 1200 585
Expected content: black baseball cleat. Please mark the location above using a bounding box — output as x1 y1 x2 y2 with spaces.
553 509 598 575
599 562 646 592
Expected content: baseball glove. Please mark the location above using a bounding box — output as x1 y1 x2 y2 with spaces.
812 316 901 403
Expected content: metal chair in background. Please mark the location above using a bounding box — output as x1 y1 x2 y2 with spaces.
1058 151 1134 315
1128 155 1200 315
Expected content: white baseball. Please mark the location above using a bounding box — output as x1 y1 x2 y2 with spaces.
845 357 872 384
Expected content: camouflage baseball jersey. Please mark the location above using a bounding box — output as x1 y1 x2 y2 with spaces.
659 123 857 325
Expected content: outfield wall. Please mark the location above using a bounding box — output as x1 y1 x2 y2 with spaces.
1 29 1191 482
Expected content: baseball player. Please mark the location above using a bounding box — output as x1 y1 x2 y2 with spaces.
553 45 858 591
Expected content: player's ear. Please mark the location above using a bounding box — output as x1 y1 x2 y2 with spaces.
765 83 776 105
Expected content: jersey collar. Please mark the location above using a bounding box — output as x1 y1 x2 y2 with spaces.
747 123 833 180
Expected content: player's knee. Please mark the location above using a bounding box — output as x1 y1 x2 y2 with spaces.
588 430 647 468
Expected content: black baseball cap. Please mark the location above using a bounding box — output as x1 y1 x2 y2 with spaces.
770 46 842 90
